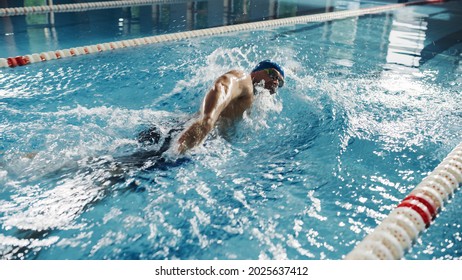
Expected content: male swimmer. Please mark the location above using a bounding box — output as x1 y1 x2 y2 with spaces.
175 60 285 154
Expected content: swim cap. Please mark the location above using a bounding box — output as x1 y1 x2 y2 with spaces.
252 60 285 78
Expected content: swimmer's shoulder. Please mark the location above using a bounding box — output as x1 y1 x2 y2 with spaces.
215 70 251 89
215 70 253 98
225 69 247 79
224 70 252 88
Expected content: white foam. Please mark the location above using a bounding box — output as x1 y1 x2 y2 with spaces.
0 170 7 181
3 173 103 231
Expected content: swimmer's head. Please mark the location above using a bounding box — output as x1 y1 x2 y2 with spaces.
252 60 285 79
251 60 285 94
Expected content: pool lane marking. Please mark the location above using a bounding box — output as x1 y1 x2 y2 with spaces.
0 0 447 68
345 143 462 260
0 0 202 17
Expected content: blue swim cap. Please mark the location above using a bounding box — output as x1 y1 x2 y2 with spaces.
252 60 285 78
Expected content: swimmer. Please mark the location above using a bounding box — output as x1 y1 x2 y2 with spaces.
176 60 285 154
17 59 285 167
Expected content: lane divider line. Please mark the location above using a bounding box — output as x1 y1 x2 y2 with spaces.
0 0 202 17
345 141 462 260
0 0 446 68
0 0 445 68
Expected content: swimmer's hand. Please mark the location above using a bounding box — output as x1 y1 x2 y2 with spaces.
176 120 212 154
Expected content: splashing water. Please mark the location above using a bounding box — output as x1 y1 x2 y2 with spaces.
1 5 462 260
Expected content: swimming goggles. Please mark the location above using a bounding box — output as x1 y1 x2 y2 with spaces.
264 68 284 88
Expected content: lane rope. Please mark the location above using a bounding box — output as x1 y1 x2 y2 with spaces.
0 0 202 17
345 142 462 260
0 0 445 68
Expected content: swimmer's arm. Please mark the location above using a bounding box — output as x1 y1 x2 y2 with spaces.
176 71 244 153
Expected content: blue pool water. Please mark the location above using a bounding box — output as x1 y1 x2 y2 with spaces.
1 0 462 260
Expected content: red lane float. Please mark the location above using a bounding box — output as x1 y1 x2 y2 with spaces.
346 142 462 260
402 194 437 219
397 200 432 227
7 57 18 67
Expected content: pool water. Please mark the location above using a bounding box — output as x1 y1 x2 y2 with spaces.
0 0 355 58
1 0 462 260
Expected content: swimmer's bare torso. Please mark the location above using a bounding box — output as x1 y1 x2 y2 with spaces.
176 70 254 153
176 61 284 154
